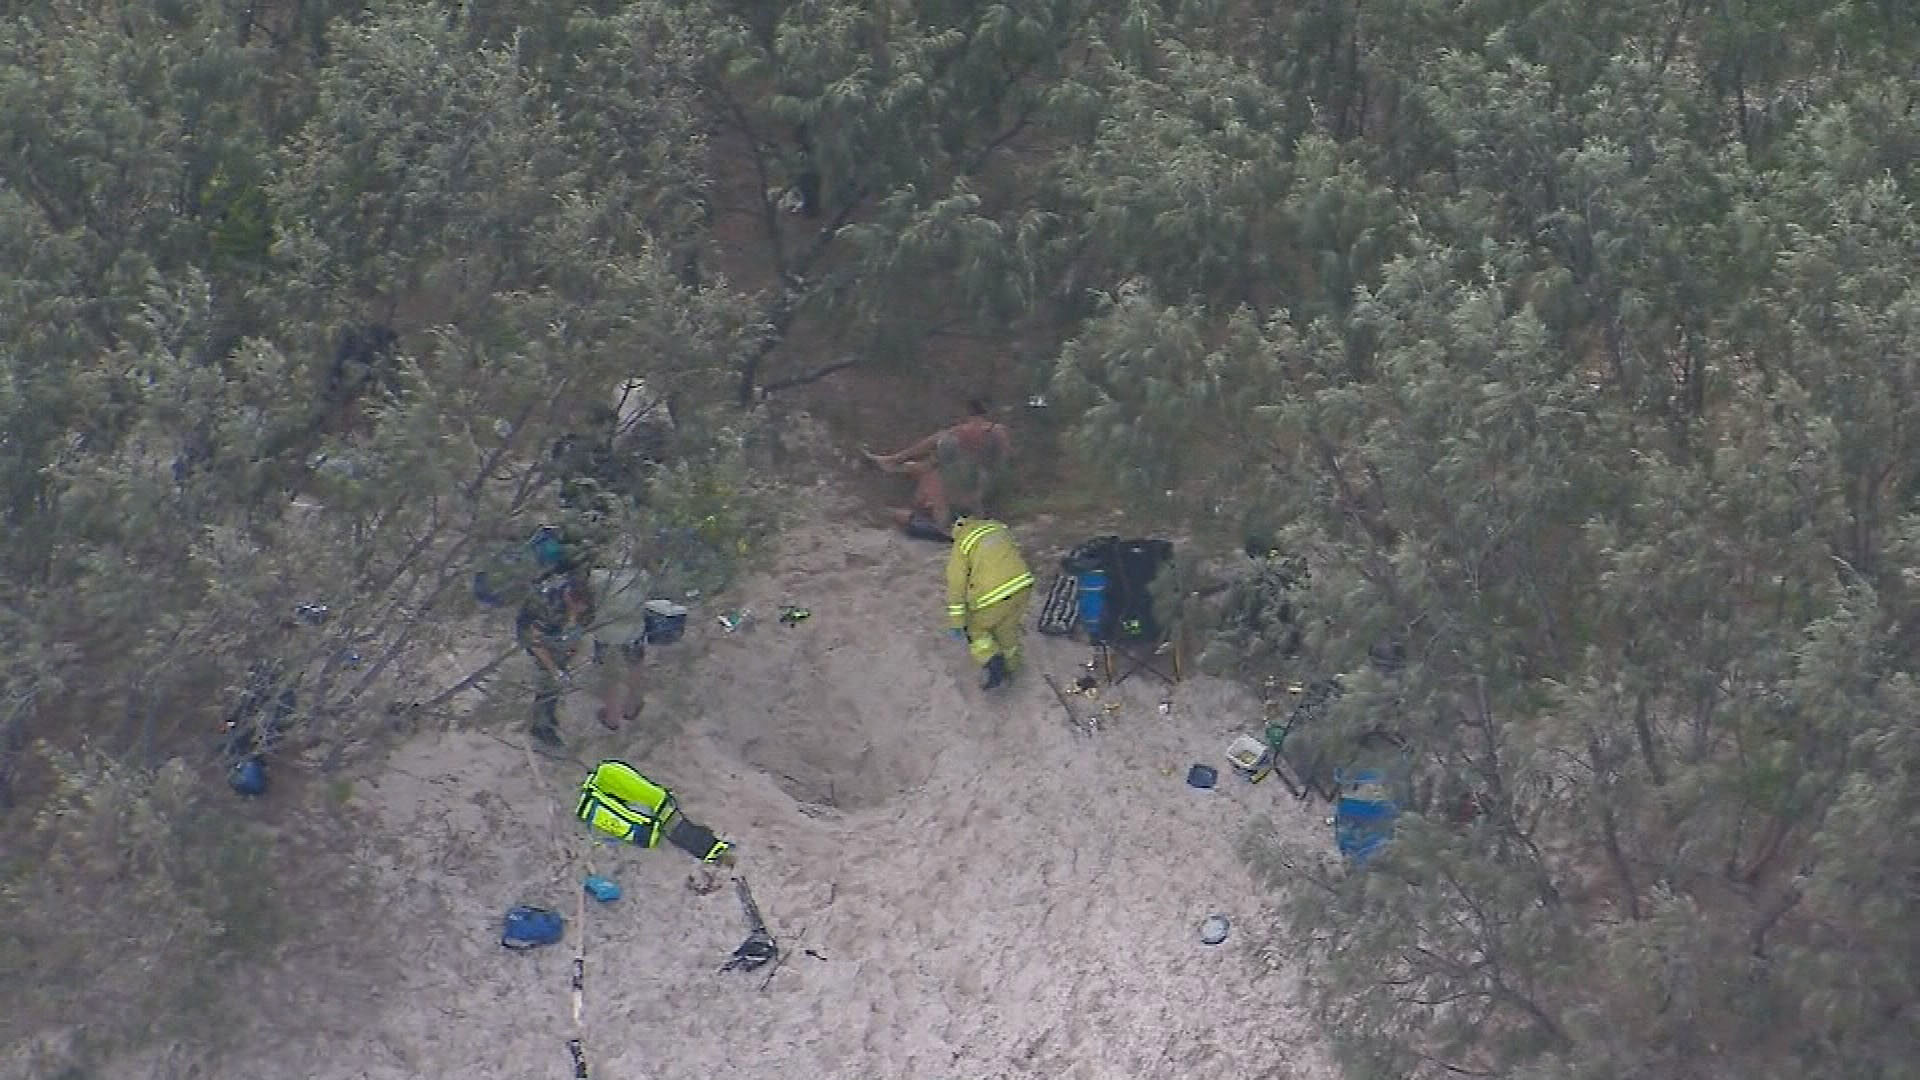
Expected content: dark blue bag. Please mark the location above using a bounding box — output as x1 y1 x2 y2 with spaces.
501 905 565 949
228 756 268 796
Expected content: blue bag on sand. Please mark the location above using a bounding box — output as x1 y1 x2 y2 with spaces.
501 905 566 949
583 875 621 903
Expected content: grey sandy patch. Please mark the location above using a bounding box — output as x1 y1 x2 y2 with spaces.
93 517 1340 1080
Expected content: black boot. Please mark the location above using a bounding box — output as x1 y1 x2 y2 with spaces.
531 723 564 748
982 654 1011 690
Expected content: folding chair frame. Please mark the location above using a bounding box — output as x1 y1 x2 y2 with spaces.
1099 634 1183 687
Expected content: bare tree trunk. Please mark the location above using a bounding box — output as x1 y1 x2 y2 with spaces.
1657 0 1695 72
1739 810 1798 886
1632 691 1666 785
1587 724 1643 920
0 691 29 810
1748 883 1803 957
1474 677 1564 908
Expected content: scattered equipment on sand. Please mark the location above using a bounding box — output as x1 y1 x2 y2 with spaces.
1036 572 1079 636
1200 914 1231 946
583 875 621 903
575 760 734 864
721 877 780 974
1043 673 1097 736
1225 733 1275 783
643 599 689 643
501 905 566 950
1058 536 1183 685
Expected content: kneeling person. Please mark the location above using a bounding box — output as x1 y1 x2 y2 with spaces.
887 457 955 542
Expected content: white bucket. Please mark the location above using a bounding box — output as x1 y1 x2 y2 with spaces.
1225 734 1272 773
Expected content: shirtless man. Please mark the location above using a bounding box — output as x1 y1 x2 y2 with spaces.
865 399 1013 517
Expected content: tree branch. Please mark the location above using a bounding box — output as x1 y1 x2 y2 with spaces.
759 356 860 396
962 103 1039 175
420 644 520 710
794 183 870 278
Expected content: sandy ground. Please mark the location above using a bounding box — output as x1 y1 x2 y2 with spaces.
169 505 1339 1080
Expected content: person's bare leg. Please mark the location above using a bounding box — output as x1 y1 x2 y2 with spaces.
927 485 952 530
621 658 646 724
909 461 953 528
597 653 645 730
866 430 945 469
867 454 921 474
591 657 629 730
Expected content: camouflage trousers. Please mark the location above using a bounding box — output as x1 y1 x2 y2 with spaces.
532 640 645 732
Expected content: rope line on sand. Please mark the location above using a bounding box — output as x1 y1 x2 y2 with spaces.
519 731 596 1079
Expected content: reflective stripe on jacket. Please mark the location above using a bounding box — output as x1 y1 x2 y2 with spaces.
945 518 1034 628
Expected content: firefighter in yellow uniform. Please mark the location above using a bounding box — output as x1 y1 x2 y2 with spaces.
946 516 1035 689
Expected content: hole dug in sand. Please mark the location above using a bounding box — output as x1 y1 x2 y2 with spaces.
684 530 962 812
699 628 955 811
734 701 934 811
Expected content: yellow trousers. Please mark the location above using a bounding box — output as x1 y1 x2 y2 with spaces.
964 586 1032 669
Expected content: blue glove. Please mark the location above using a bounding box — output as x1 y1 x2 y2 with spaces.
948 629 969 643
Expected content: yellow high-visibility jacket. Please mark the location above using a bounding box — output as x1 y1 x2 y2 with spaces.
946 518 1034 628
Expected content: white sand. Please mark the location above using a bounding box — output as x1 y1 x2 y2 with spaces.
203 511 1338 1080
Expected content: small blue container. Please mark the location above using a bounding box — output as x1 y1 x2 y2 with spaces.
1075 568 1108 640
1186 764 1218 789
583 875 621 903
